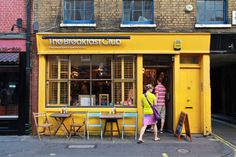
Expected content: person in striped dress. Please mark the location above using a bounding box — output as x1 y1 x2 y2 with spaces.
155 77 166 133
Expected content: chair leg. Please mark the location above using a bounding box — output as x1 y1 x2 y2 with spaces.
69 126 72 139
48 127 51 136
101 128 103 140
36 128 41 140
87 129 89 140
122 126 124 140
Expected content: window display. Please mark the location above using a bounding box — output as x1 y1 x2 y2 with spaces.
46 55 136 107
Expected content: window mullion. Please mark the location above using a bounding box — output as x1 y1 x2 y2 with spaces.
58 58 61 105
121 57 124 103
111 59 114 105
68 57 71 106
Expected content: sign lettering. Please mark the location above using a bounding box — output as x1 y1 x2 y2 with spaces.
49 39 121 48
0 47 22 52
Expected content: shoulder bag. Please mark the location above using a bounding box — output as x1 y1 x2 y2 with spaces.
144 93 160 120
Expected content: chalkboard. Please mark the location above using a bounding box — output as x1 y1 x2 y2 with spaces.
175 112 192 142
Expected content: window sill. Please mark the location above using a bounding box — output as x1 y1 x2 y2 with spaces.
120 24 156 28
195 24 232 28
60 23 96 27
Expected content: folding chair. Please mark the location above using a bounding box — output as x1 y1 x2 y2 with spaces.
87 112 102 140
121 112 138 140
69 112 87 139
33 112 52 140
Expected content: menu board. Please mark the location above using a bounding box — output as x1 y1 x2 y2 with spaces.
175 112 192 142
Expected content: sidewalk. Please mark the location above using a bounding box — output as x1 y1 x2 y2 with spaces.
0 132 234 157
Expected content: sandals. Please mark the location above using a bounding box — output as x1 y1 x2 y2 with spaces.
154 137 160 141
137 140 144 144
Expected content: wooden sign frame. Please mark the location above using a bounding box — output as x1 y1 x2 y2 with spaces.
99 94 109 106
174 112 192 142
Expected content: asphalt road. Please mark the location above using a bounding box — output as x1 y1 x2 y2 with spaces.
0 119 235 157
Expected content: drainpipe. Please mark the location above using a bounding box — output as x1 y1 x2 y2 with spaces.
24 0 31 134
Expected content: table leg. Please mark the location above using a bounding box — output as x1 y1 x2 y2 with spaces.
53 118 68 137
115 120 120 137
110 121 113 139
53 118 63 136
103 120 108 136
62 123 70 134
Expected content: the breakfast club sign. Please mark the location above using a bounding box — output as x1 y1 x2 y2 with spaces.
49 39 121 49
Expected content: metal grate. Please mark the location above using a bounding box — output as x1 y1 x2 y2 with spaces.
66 144 96 149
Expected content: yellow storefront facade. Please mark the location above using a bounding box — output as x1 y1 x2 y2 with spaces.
36 33 211 136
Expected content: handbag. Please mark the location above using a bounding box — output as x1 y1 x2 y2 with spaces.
144 93 160 120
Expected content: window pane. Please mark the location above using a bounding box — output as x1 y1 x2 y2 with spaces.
114 82 122 105
92 81 111 106
216 11 224 21
124 82 134 106
70 81 79 106
60 82 68 104
65 1 73 20
180 56 199 64
65 0 94 21
123 0 153 22
71 55 90 79
206 10 216 21
124 56 134 79
48 56 58 79
124 10 131 21
61 61 69 79
113 57 122 79
48 82 58 104
215 1 223 10
133 0 142 10
206 1 215 10
197 0 225 23
134 10 142 21
92 55 111 79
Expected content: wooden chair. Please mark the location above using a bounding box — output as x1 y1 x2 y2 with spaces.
69 112 87 139
33 112 52 140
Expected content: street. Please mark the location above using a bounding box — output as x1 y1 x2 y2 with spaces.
0 119 235 157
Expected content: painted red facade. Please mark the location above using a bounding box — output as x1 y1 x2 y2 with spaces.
0 0 26 33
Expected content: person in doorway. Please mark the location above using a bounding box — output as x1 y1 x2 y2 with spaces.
154 77 166 133
137 84 160 144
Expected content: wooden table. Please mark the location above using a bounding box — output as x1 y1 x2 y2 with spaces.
100 114 123 139
50 113 71 137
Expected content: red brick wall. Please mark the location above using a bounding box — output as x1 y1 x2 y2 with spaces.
0 0 26 33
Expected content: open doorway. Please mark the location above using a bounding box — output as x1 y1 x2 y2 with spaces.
143 55 173 132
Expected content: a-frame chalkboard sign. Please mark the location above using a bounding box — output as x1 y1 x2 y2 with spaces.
175 112 192 142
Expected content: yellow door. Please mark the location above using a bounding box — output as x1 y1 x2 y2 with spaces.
179 68 201 133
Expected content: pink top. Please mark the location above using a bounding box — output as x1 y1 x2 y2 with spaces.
155 84 166 106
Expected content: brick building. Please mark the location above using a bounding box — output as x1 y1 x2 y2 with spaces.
32 0 236 136
0 0 30 135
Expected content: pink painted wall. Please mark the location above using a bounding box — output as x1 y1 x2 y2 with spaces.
0 0 26 33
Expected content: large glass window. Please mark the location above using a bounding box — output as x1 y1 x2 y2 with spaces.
197 0 226 24
46 55 136 107
64 0 95 24
122 0 154 24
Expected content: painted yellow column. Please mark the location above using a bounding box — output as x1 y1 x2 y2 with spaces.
38 55 46 113
173 54 180 132
137 55 143 131
201 54 212 135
